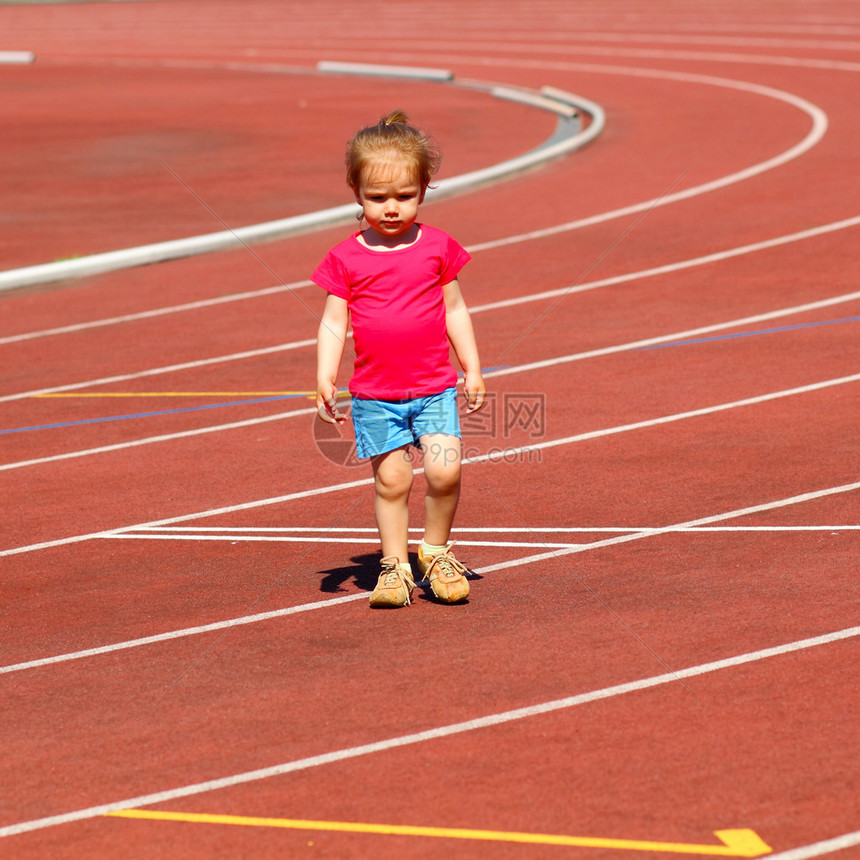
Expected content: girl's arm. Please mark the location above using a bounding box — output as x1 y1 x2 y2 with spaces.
316 293 349 423
442 278 486 413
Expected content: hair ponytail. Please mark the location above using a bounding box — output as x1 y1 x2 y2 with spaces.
382 109 410 127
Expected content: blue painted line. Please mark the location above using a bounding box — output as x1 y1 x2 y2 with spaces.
3 368 508 436
0 394 308 435
459 365 510 376
639 316 860 350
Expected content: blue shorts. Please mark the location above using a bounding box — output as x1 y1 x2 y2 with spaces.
351 387 461 459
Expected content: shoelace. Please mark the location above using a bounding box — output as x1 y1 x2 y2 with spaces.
379 563 415 599
424 544 468 582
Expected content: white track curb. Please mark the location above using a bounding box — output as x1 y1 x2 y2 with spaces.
0 63 604 291
0 51 34 64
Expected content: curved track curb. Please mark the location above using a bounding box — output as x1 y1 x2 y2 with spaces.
0 63 603 292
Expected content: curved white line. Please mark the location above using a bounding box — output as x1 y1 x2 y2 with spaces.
391 35 860 71
510 31 860 49
0 58 827 293
538 45 860 73
462 61 829 252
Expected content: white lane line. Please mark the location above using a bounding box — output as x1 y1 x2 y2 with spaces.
126 525 860 533
132 526 590 533
0 281 313 346
466 372 860 463
0 593 369 675
472 480 860 575
466 75 827 253
3 478 858 675
481 32 860 49
613 525 860 531
0 340 316 405
554 46 860 74
0 406 316 473
1 624 857 838
481 287 860 380
3 369 859 557
101 534 583 548
765 830 860 860
404 37 860 73
102 526 860 543
471 216 860 310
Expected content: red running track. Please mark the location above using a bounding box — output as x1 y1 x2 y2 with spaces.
1 1 859 858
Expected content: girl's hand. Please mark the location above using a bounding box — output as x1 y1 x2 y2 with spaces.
316 384 346 424
463 371 486 413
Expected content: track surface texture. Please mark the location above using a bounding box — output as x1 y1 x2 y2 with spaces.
1 1 858 858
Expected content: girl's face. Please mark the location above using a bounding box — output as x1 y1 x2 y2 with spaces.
355 157 425 245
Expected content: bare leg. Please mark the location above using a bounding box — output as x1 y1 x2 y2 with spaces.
420 434 462 546
371 446 413 562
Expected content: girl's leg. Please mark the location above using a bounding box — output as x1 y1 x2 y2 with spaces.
371 445 413 562
417 433 469 603
420 433 462 545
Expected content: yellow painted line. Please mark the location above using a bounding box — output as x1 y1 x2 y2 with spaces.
105 810 771 856
33 392 315 398
33 391 353 401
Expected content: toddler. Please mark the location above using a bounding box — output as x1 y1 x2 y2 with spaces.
313 110 486 607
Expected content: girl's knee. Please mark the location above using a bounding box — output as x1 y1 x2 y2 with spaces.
430 464 461 494
423 443 462 493
373 449 413 498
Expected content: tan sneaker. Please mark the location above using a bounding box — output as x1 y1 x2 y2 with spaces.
369 556 416 608
417 542 470 603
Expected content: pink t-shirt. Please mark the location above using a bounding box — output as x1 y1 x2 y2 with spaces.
312 225 471 400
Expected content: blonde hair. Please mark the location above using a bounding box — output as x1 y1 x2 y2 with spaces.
345 110 441 192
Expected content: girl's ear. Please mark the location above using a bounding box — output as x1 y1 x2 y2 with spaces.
350 186 364 224
419 186 428 204
352 185 364 221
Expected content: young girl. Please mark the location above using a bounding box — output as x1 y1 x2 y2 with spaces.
313 110 486 608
